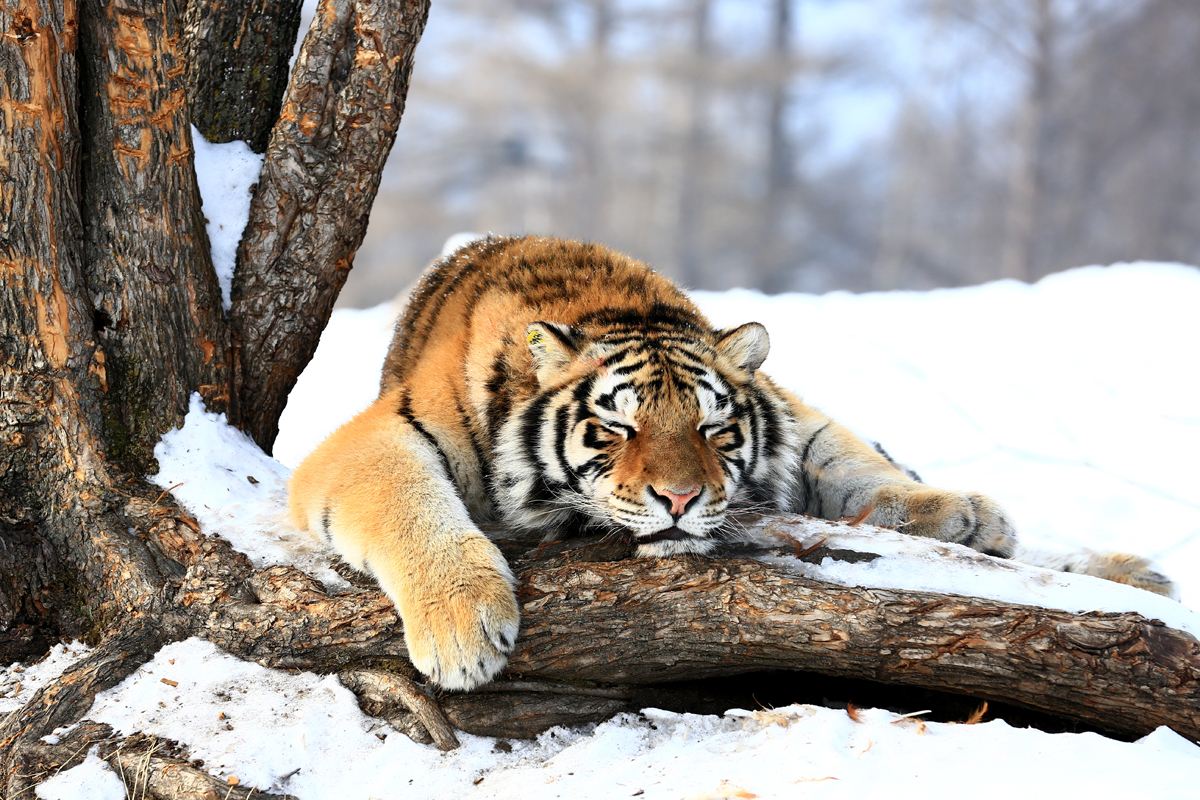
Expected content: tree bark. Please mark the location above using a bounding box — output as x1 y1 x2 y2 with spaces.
187 526 1198 744
4 518 1197 786
1 0 430 790
184 0 303 153
230 0 430 451
78 0 230 473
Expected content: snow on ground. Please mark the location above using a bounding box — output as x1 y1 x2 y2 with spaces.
18 260 1200 796
150 394 347 589
38 637 1199 800
191 126 264 309
0 641 91 717
34 748 125 800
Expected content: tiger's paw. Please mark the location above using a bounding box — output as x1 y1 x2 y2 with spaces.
397 534 520 691
869 485 1017 557
1078 552 1177 598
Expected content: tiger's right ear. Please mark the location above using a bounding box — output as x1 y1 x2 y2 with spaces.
715 322 770 373
526 322 580 384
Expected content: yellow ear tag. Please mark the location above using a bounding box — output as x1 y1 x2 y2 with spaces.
527 329 544 347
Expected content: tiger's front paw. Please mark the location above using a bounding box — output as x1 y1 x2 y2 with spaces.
397 534 520 691
869 485 1016 557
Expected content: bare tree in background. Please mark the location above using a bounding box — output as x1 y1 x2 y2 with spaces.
342 0 1198 304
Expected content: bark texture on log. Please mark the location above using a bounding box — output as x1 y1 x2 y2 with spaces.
184 0 303 152
6 721 296 800
79 0 229 473
231 0 430 450
0 624 169 796
141 526 1200 744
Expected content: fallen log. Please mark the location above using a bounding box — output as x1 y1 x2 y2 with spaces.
5 512 1197 788
190 516 1200 744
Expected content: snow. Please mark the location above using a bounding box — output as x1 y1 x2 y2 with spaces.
191 126 264 309
746 518 1200 639
0 641 92 716
275 300 402 469
150 394 347 589
70 637 1200 799
18 259 1200 796
690 263 1200 605
34 748 125 800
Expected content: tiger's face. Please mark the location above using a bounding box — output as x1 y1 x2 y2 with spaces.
497 317 771 556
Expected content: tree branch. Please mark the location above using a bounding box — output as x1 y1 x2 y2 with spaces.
230 0 430 450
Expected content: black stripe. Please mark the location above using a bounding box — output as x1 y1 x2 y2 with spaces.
593 381 634 411
600 347 639 367
715 423 745 451
744 391 761 480
321 504 333 543
611 359 649 376
577 303 705 330
838 487 856 519
553 403 579 491
811 453 841 518
397 394 454 480
576 454 612 477
961 496 985 549
755 387 783 462
484 350 512 443
458 399 493 503
539 321 578 352
520 392 556 468
798 422 832 515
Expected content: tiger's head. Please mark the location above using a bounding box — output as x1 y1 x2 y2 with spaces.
495 312 774 556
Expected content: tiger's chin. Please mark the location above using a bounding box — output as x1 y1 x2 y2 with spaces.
632 526 716 558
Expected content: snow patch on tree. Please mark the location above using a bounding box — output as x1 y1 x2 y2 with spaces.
191 127 265 309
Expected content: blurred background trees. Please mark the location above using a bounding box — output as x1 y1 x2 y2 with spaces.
337 0 1200 305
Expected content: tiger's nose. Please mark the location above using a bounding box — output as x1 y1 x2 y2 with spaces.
649 485 701 519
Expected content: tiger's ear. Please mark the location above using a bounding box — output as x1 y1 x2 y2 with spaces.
715 322 770 373
526 322 580 384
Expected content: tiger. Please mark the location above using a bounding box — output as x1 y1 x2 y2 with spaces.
288 235 1175 691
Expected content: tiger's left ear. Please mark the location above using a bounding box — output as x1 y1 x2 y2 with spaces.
526 321 580 384
716 322 770 373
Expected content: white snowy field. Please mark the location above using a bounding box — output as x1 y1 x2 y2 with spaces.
7 261 1200 799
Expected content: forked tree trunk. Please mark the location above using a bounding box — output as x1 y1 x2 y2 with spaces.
0 0 1197 795
1 0 429 793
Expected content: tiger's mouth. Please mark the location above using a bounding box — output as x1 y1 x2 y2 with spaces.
634 526 705 544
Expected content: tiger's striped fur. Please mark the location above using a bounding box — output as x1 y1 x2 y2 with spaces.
289 236 1174 691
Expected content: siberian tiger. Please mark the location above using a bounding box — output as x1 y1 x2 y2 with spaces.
289 235 1174 691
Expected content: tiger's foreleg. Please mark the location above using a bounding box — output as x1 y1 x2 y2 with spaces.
288 398 519 690
779 392 1017 557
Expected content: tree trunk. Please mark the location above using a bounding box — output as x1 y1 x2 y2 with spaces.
675 0 712 288
757 0 797 292
1002 0 1056 282
79 0 230 472
1 0 429 791
184 0 303 153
